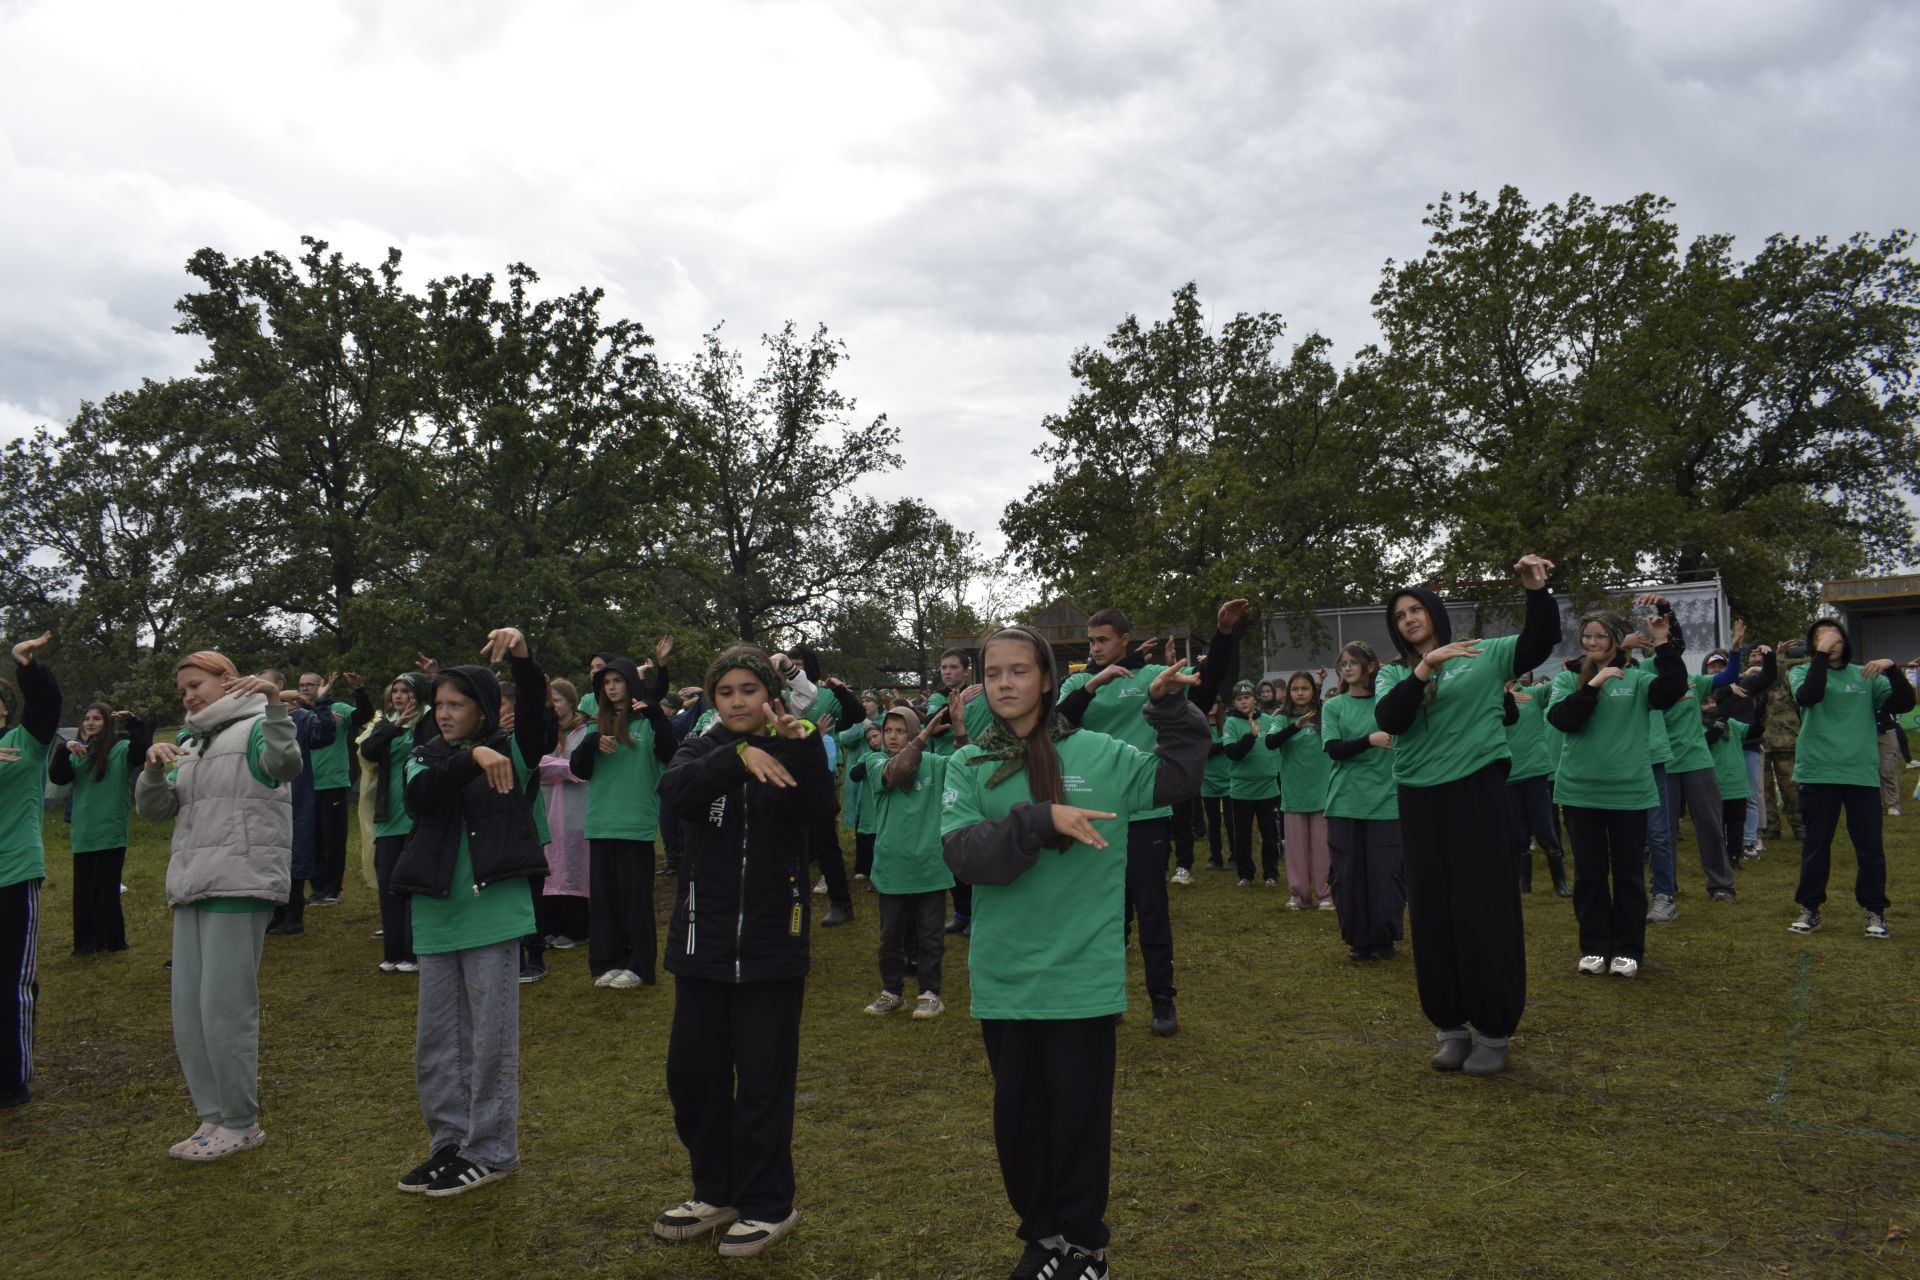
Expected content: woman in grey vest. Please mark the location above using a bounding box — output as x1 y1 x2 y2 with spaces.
136 650 302 1161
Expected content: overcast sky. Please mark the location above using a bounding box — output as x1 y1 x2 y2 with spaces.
3 0 1916 558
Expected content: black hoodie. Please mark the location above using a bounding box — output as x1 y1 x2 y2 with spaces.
392 658 553 899
568 655 677 778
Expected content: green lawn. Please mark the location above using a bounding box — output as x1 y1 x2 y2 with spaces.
3 806 1916 1279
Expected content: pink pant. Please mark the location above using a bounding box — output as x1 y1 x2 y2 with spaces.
1284 811 1331 907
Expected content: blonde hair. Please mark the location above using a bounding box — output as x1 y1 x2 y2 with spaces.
176 650 239 680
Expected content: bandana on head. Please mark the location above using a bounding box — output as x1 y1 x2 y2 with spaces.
1578 614 1627 649
1231 680 1256 699
704 645 788 726
965 627 1077 790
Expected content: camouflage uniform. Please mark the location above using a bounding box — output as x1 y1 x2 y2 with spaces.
1761 661 1805 839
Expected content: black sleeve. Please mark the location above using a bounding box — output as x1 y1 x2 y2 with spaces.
350 687 376 732
404 750 483 815
1887 669 1917 716
644 704 676 764
510 653 557 763
849 759 868 783
1263 723 1303 750
1190 628 1236 711
304 703 338 749
1705 720 1727 744
1738 649 1778 700
1208 741 1224 758
649 663 670 702
1057 685 1096 728
568 730 602 780
1647 644 1688 711
942 801 1057 887
1502 692 1520 727
829 683 867 727
124 717 152 768
1144 694 1209 808
657 733 744 811
1222 725 1256 760
1796 658 1829 707
16 658 61 746
1546 683 1600 733
1513 587 1562 677
48 742 74 785
761 732 837 824
1376 669 1425 734
1325 737 1372 761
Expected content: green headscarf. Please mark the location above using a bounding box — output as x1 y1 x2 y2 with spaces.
965 627 1077 790
704 644 789 728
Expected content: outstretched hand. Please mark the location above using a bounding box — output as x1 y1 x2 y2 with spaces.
480 627 529 664
765 700 806 740
1513 555 1554 592
1421 640 1482 673
1217 598 1250 633
145 742 184 772
10 632 52 666
1148 658 1200 700
470 745 515 793
1049 804 1117 849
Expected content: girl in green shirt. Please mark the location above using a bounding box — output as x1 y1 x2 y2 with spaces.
1221 682 1282 885
48 702 149 954
1200 705 1230 869
1272 671 1332 910
1503 676 1570 898
359 671 434 971
1375 555 1560 1077
1321 641 1404 962
1545 613 1684 977
940 624 1206 1280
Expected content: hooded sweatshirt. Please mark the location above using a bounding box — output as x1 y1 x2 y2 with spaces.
1788 620 1915 787
568 655 677 841
1375 583 1561 788
360 671 436 838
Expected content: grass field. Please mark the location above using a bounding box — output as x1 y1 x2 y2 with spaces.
3 805 1916 1279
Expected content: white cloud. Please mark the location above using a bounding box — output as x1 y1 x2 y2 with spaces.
1 0 1915 562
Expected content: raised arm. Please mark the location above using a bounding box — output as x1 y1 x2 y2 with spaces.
510 652 558 763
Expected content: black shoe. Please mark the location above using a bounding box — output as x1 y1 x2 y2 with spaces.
1205 859 1227 870
518 962 547 984
821 904 854 927
1051 1243 1110 1280
423 1155 513 1197
0 1085 29 1109
944 913 969 934
397 1143 461 1193
1150 996 1178 1037
656 863 679 877
267 921 304 936
1008 1240 1055 1280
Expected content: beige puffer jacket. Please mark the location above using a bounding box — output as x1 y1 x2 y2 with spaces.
135 692 302 906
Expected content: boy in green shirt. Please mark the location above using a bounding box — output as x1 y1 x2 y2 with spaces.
1785 619 1914 938
855 706 953 1019
0 632 60 1108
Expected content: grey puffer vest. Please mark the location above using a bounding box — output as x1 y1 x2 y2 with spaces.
138 696 295 907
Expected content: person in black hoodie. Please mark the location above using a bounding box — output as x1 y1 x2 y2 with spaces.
651 645 835 1260
359 671 436 972
389 628 553 1198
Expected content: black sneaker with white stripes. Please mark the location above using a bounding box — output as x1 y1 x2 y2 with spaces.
423 1154 513 1197
396 1143 460 1193
1036 1243 1109 1280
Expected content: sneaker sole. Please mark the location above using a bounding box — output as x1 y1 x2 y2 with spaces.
177 1130 267 1162
654 1209 740 1242
424 1165 513 1197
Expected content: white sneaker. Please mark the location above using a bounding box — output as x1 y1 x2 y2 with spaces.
1285 898 1301 910
1236 878 1251 888
593 970 616 987
1317 898 1335 911
1647 894 1678 924
1890 806 1904 817
911 992 944 1020
167 1122 218 1158
813 876 828 895
544 935 577 950
1577 954 1606 975
717 1210 802 1258
378 961 398 973
1866 912 1891 939
654 1198 739 1242
1608 956 1640 978
1170 867 1192 886
865 991 904 1015
394 961 419 973
607 969 644 989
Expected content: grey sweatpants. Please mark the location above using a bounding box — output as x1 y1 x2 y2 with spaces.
416 940 520 1167
171 905 271 1128
1670 766 1735 893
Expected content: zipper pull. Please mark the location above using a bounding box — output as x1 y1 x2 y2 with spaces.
473 881 483 896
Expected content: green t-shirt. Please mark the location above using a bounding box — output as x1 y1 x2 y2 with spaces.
866 750 954 895
1202 726 1231 799
1646 707 1672 767
1504 689 1552 783
405 752 539 955
1788 662 1893 787
1711 719 1751 801
0 723 53 888
1275 716 1330 814
1373 634 1520 788
577 691 599 717
309 700 357 790
923 689 993 758
584 718 668 841
68 740 133 854
1321 692 1397 822
941 728 1157 1020
836 721 874 830
1223 713 1281 801
1055 667 1174 820
1662 674 1716 774
1547 667 1660 811
373 717 423 839
199 897 274 914
513 739 550 846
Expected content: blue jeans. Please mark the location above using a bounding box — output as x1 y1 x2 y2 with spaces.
1743 751 1763 847
1646 764 1676 899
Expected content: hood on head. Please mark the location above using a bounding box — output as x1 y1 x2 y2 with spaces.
1806 619 1853 667
434 664 502 738
592 656 646 707
392 671 435 705
1385 587 1451 663
884 706 921 736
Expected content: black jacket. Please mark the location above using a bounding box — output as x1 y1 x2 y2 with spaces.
658 727 836 983
392 657 554 899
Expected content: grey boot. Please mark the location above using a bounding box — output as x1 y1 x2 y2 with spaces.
1463 1035 1510 1077
1430 1030 1471 1072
